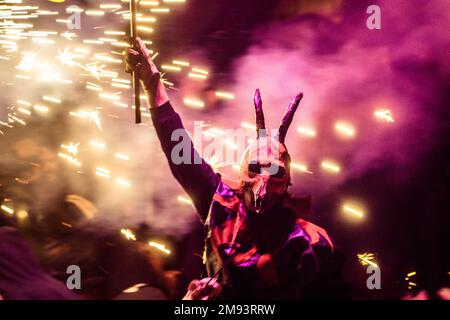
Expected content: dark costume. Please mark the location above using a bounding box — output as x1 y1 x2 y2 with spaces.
150 101 347 299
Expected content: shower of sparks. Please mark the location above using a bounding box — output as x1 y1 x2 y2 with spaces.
183 97 205 109
321 160 341 173
297 126 317 138
334 121 356 138
61 31 76 41
188 72 207 80
58 152 82 167
161 64 182 72
115 153 130 161
357 253 378 268
90 141 106 150
1 204 14 215
172 59 189 67
95 166 110 179
164 0 186 3
18 107 31 115
42 96 61 104
17 51 37 71
374 108 395 123
115 178 131 188
150 8 171 13
291 161 313 174
33 104 49 113
61 142 80 157
57 46 76 67
215 91 235 100
191 67 208 75
88 110 103 131
148 241 171 255
342 203 365 218
407 271 417 277
120 228 137 241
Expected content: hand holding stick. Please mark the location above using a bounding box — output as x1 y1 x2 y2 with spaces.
125 38 168 109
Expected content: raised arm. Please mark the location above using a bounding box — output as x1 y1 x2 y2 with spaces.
125 38 220 220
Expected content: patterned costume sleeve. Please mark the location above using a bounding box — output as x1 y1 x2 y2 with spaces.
150 101 220 220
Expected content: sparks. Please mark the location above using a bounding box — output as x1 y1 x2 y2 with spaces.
88 110 103 131
61 31 76 40
121 228 137 241
149 241 171 255
321 160 341 173
90 141 107 150
115 153 130 161
188 72 207 80
183 98 205 109
334 121 356 138
291 162 313 174
161 65 182 72
115 178 131 188
61 142 80 157
297 126 317 138
172 60 189 67
342 203 365 218
43 96 61 104
191 67 208 75
374 108 395 123
57 46 76 66
357 253 378 268
95 167 110 179
215 91 235 100
17 51 37 71
33 105 49 113
1 205 14 215
58 153 82 167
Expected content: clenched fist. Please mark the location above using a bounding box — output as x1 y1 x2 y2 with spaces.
125 37 168 108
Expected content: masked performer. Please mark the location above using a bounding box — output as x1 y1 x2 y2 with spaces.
126 39 347 300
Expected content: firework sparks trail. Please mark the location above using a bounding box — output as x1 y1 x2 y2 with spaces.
120 228 137 241
148 241 171 255
374 108 395 123
357 253 378 268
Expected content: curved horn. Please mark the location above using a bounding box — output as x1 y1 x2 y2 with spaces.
253 89 266 139
277 93 303 143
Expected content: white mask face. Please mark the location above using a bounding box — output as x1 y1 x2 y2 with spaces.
240 137 291 214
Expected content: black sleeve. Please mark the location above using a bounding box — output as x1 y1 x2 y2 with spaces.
150 101 220 221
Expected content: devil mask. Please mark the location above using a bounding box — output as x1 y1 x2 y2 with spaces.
240 89 303 214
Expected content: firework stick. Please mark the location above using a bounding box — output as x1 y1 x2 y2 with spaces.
205 244 245 287
130 0 141 124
